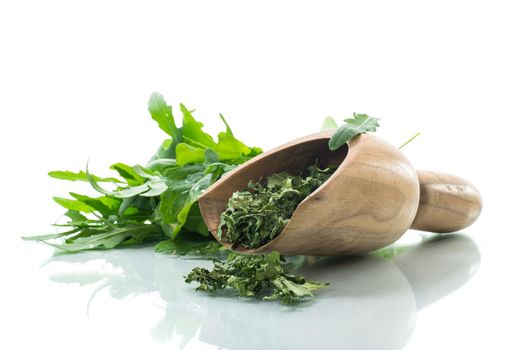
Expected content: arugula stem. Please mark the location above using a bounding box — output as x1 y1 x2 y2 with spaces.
399 132 421 149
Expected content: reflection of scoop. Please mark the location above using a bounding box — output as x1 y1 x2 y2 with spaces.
200 255 416 350
393 234 481 310
198 132 482 255
199 234 481 350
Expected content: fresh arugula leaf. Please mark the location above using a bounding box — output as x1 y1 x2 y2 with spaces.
45 224 163 252
65 210 88 222
139 181 168 197
48 170 123 183
399 132 421 149
145 158 178 172
183 203 210 236
53 197 94 213
148 92 181 140
117 196 152 217
22 228 81 241
87 163 164 199
87 173 151 198
185 251 328 304
148 93 183 162
110 163 146 186
216 130 260 161
328 113 380 150
175 143 206 165
219 114 233 135
204 149 219 163
154 232 224 256
160 172 214 238
150 138 177 161
178 104 262 163
180 103 217 149
69 193 121 217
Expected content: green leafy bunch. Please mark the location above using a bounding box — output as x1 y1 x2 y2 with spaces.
185 251 328 304
23 93 262 253
218 163 337 249
23 98 386 305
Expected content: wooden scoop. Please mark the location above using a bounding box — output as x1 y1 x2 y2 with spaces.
198 131 482 256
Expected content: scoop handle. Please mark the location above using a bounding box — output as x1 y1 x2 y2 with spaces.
410 170 482 233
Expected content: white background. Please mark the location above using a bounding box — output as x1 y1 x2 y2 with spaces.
0 1 524 349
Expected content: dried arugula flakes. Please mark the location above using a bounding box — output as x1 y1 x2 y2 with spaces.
185 251 328 304
218 163 337 249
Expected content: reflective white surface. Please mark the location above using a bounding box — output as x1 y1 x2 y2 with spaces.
5 208 525 350
4 233 485 350
2 1 525 349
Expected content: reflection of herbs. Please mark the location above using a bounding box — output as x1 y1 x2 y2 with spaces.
185 251 328 304
218 163 336 249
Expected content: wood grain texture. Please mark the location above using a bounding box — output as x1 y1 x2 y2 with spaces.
410 170 482 232
199 132 420 255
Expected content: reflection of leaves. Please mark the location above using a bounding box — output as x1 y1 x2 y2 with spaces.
373 245 413 260
49 272 110 286
151 304 205 347
43 235 480 348
46 247 208 345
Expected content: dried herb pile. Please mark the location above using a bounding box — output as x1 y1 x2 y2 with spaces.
185 251 328 304
218 163 337 249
